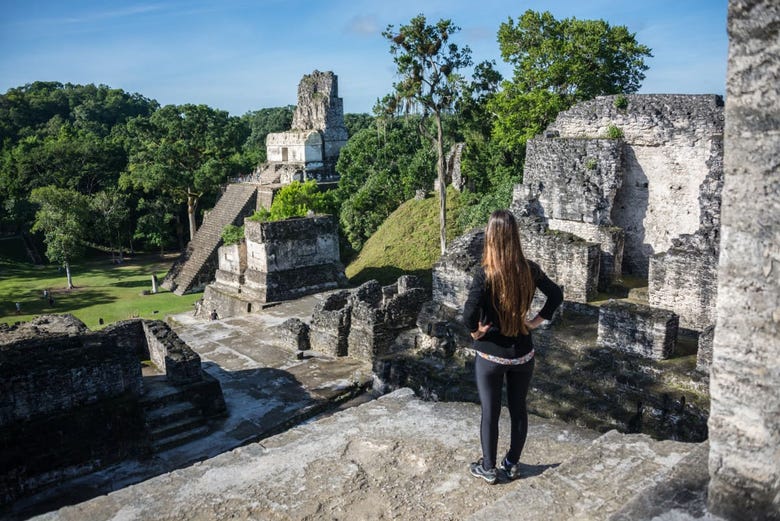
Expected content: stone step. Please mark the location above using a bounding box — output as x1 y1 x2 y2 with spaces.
468 430 694 521
149 416 209 443
150 424 211 453
165 183 258 294
144 401 201 430
609 440 709 520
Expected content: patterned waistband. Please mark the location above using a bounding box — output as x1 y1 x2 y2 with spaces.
477 349 535 366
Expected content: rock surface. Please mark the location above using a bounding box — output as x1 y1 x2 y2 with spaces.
32 389 702 521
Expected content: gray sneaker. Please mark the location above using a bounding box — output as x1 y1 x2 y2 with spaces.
499 458 520 480
470 458 498 484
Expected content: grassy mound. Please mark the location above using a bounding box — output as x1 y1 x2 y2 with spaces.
346 188 464 287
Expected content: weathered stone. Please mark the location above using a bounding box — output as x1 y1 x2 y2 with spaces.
649 240 718 332
309 290 351 357
696 324 714 375
432 229 484 313
517 217 601 303
597 300 679 360
708 2 780 519
272 318 310 351
547 94 724 278
259 70 347 184
523 137 623 225
142 320 202 385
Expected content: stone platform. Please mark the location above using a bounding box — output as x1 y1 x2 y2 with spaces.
30 388 720 521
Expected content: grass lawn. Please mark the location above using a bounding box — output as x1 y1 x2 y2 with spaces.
0 252 201 330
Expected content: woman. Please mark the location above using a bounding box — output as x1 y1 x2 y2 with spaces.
463 210 563 484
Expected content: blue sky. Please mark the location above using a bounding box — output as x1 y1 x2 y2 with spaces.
0 0 728 116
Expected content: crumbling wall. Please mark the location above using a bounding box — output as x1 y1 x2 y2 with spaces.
549 94 724 277
708 1 780 519
597 301 679 360
142 320 203 385
0 323 145 506
291 70 348 163
308 278 427 362
648 238 719 332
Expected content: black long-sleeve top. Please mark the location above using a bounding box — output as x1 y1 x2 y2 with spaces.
462 261 563 359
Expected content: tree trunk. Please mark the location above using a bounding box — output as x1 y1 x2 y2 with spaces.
187 191 198 241
65 262 73 289
435 113 447 255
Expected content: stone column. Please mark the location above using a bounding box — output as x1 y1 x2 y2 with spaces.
707 2 780 519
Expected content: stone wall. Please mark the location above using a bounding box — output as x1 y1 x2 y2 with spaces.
214 242 246 290
0 325 145 505
142 321 203 385
518 217 601 303
549 94 724 277
648 238 719 332
523 138 623 224
597 301 679 360
243 215 347 303
0 333 141 427
708 1 780 519
308 278 427 363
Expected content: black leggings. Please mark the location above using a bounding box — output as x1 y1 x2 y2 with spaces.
474 354 535 469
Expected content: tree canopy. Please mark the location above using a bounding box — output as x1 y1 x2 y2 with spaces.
121 104 249 242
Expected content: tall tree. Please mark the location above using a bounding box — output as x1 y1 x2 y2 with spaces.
90 189 130 261
382 14 472 254
30 186 90 289
490 10 652 160
122 104 249 243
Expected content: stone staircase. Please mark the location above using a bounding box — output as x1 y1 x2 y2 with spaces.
162 183 258 295
140 377 213 453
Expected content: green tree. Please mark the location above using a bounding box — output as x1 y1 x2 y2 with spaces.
343 113 375 137
490 10 652 159
382 14 473 254
241 106 294 166
122 104 249 244
30 186 90 289
334 118 434 250
90 189 130 261
134 197 177 256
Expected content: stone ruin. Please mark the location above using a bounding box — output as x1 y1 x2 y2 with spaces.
269 276 428 365
163 70 349 295
0 315 226 506
372 94 727 443
198 214 348 319
251 70 348 191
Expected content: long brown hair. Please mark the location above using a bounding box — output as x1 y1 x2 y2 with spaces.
482 210 535 336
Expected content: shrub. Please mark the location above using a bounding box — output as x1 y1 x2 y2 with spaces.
613 94 628 110
247 180 327 223
585 158 598 170
606 124 624 139
221 224 244 245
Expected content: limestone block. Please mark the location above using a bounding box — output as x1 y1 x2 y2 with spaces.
523 138 623 225
548 219 624 291
142 320 202 384
708 2 780 518
696 324 714 375
518 217 601 303
432 229 484 312
271 318 310 352
309 290 351 357
597 301 679 360
649 243 718 332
